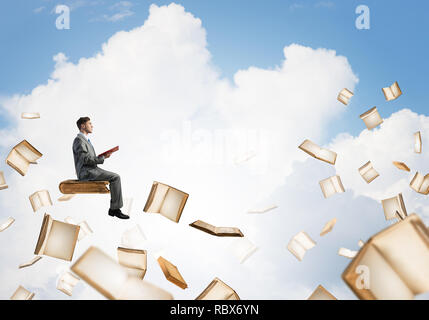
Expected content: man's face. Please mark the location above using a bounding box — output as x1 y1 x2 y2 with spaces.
82 120 93 134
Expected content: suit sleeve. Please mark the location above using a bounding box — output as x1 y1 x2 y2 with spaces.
73 139 104 166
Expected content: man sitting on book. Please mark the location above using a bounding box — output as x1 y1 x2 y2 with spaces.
73 117 129 219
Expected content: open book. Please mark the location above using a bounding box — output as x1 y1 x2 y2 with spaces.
189 220 244 237
29 190 53 212
98 146 119 158
117 247 147 280
57 271 80 296
307 285 337 300
360 107 383 130
0 171 8 190
229 237 258 264
287 231 316 261
19 256 42 269
342 214 429 299
415 131 422 153
196 277 240 300
21 112 40 119
337 88 354 105
382 81 402 101
0 217 15 232
10 286 34 300
319 175 345 199
358 161 379 184
338 247 358 259
410 172 429 195
34 213 80 261
393 161 410 172
157 256 188 289
6 140 42 176
143 181 189 223
71 246 173 300
298 139 337 165
381 193 407 221
320 218 337 236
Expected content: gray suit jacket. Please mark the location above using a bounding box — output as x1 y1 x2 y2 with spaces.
73 133 104 180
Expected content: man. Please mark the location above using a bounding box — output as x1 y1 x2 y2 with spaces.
73 117 129 219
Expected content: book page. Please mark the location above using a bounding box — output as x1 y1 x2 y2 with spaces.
373 218 429 295
145 183 169 213
43 220 80 261
160 188 187 222
0 217 15 232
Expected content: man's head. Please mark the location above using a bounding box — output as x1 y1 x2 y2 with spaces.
76 117 93 134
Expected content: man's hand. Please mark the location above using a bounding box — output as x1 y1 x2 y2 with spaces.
104 152 112 159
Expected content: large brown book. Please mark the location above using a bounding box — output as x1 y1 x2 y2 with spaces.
189 220 244 237
307 285 337 300
117 247 147 280
196 277 240 300
34 213 80 261
342 214 429 300
71 246 173 300
157 256 188 289
143 181 189 223
6 140 42 176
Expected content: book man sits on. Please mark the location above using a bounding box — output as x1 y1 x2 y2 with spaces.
73 117 129 219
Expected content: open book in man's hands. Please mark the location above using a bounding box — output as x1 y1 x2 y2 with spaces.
98 146 119 157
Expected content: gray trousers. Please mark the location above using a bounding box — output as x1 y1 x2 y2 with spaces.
82 168 123 210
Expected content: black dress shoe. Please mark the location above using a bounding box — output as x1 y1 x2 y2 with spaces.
108 208 130 219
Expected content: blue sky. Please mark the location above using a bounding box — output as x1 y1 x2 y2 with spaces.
1 0 428 139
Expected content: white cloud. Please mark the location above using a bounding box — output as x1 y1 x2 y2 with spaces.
0 3 360 299
94 1 135 22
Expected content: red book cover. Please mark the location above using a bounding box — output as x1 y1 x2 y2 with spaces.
98 146 119 157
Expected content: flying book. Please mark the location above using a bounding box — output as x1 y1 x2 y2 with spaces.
121 225 147 249
342 214 429 300
117 247 147 280
34 213 80 261
229 237 258 264
0 171 8 190
98 146 119 158
298 139 337 165
319 175 345 199
393 161 410 172
143 181 189 223
338 248 358 259
381 193 407 221
307 285 337 300
189 220 244 237
415 131 422 153
247 205 278 214
382 81 402 101
71 246 173 300
157 256 188 289
410 172 429 195
6 140 42 176
337 88 354 105
0 217 15 232
58 194 75 202
10 286 34 300
21 112 40 119
360 107 383 130
287 231 316 261
196 277 240 300
320 218 337 236
57 271 80 296
29 190 53 212
358 161 379 184
19 256 42 269
64 217 93 241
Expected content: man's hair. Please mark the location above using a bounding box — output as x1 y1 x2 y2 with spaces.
76 117 90 130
